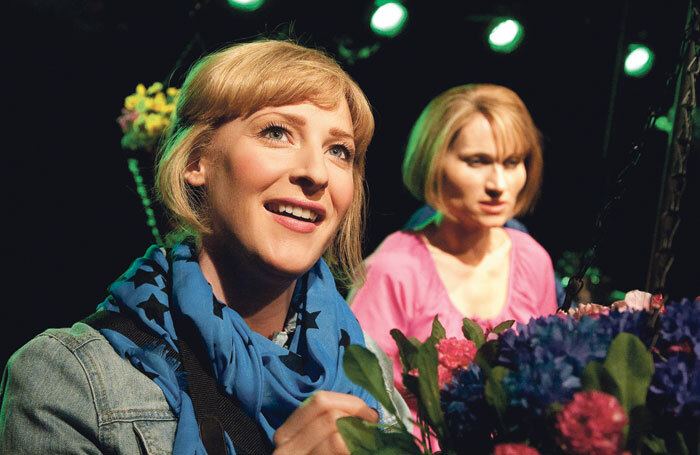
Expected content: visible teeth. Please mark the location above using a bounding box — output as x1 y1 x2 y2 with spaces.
269 203 318 222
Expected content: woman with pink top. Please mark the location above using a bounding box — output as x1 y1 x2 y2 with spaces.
350 84 557 434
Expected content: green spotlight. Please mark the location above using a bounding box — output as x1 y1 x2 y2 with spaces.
227 0 264 11
488 18 523 53
370 1 407 37
624 45 654 77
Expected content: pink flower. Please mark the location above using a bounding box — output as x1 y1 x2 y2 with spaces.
493 443 541 455
436 337 477 388
556 391 627 455
117 108 139 132
567 303 610 321
611 290 664 313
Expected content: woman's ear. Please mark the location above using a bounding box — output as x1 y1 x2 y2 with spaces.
184 153 207 187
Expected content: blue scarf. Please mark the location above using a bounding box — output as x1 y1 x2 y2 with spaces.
97 241 377 454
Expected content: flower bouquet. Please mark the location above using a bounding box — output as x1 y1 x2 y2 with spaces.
116 82 179 245
117 82 179 151
339 296 700 455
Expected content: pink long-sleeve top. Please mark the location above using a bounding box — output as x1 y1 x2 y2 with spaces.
350 227 558 395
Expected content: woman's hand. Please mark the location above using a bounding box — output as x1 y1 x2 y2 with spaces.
273 391 379 455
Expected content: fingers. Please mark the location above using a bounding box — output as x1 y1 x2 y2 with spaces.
273 391 379 455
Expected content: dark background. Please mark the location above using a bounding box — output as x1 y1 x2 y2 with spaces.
3 0 698 369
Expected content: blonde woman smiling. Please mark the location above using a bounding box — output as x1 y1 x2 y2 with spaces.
1 40 380 455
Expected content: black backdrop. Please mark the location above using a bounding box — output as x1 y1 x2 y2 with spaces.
3 0 698 368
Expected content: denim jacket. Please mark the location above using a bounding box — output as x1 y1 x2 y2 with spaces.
0 324 410 454
0 322 177 454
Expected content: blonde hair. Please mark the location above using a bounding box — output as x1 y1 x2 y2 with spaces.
155 40 374 283
402 84 543 217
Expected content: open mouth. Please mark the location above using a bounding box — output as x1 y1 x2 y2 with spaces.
265 202 322 223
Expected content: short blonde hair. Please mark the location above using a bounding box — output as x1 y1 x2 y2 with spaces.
402 84 542 217
155 40 374 283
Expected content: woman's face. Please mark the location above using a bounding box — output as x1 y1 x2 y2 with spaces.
187 100 356 278
440 113 527 230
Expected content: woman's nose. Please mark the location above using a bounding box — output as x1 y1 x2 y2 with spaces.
485 165 506 197
289 146 329 193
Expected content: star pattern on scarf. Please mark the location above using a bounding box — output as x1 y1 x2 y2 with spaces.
279 352 304 375
128 267 162 289
213 296 227 319
136 294 169 327
338 329 350 348
301 310 321 330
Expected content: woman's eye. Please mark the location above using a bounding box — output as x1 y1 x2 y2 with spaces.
504 157 523 168
328 145 353 162
464 156 486 166
259 125 288 141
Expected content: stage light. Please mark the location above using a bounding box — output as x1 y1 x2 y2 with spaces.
370 1 407 37
227 0 264 11
624 45 654 77
488 18 523 53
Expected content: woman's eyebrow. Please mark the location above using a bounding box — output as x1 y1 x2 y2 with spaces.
329 128 354 142
250 111 307 127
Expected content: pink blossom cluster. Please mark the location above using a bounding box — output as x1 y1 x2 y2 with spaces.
555 391 627 455
436 337 477 388
566 303 611 321
567 290 665 322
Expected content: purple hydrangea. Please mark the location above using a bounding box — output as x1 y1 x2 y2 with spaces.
647 298 700 418
497 315 610 415
437 298 700 449
440 363 495 449
594 306 653 345
655 298 700 358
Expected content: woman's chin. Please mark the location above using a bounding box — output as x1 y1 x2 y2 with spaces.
259 254 320 280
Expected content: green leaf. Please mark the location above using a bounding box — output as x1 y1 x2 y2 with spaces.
484 366 509 430
415 339 446 440
462 318 485 348
641 434 668 454
474 340 500 375
581 360 621 402
391 329 419 374
336 416 381 454
668 431 689 455
627 405 652 453
603 333 654 414
431 316 446 340
343 344 398 417
492 320 515 335
401 372 420 401
337 417 422 455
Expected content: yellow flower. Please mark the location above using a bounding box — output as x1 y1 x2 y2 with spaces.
166 87 179 97
136 83 146 96
124 95 139 110
144 114 160 135
151 92 167 112
147 82 164 95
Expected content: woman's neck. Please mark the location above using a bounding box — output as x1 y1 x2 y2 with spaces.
424 217 506 265
196 237 297 339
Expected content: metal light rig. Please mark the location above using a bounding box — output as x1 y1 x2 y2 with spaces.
559 1 699 313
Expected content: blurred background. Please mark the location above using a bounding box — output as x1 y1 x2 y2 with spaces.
3 0 698 368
